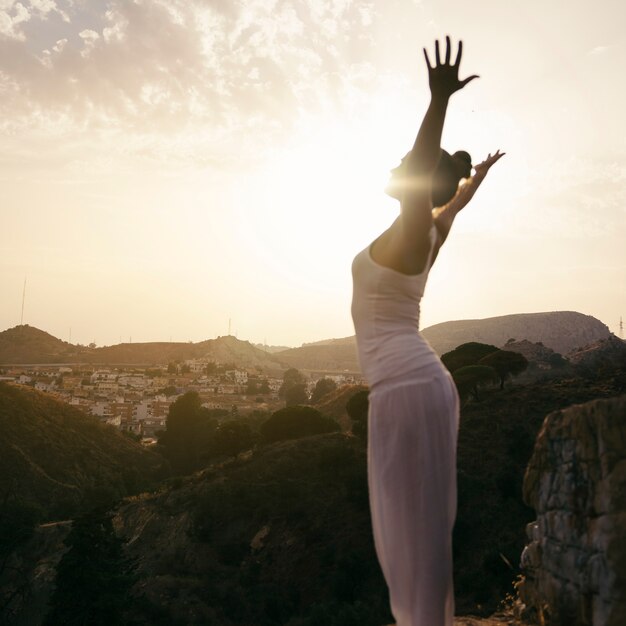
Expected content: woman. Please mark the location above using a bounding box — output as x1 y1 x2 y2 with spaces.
351 38 504 626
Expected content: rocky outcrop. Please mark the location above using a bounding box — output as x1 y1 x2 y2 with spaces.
567 336 626 373
519 396 626 625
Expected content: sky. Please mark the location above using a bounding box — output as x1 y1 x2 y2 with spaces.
1 0 625 347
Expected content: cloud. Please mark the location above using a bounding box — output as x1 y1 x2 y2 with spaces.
0 2 31 40
0 0 379 166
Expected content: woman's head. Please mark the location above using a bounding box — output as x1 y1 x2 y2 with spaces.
386 149 472 207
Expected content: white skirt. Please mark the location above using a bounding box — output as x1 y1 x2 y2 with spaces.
368 365 460 626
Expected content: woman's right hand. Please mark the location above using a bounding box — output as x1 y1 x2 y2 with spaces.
423 37 479 100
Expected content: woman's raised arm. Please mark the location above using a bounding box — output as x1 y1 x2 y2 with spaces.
372 37 478 275
401 37 478 242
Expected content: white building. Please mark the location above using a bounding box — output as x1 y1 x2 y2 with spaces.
225 369 248 384
91 370 117 384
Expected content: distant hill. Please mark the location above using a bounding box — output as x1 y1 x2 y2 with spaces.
0 383 168 520
0 326 286 370
301 337 357 347
274 337 360 373
91 335 286 370
421 311 611 356
253 342 292 354
0 325 91 364
273 312 611 372
1 312 613 371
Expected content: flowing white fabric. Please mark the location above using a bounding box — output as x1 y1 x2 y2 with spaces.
351 225 460 626
368 367 459 626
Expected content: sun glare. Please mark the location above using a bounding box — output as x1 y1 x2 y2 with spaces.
234 117 401 285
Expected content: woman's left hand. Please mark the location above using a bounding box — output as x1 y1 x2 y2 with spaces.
473 150 505 178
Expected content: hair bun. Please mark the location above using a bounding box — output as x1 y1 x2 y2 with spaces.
451 150 472 178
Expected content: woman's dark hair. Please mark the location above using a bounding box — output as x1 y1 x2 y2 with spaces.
393 149 472 207
432 149 472 207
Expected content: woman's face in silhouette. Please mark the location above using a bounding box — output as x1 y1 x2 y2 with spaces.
385 150 472 204
385 159 409 200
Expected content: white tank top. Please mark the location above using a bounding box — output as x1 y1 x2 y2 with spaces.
351 224 443 388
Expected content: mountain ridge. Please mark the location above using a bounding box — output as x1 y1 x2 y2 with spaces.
0 311 614 370
0 325 287 369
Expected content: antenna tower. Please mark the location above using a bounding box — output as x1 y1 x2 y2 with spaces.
20 277 26 325
620 316 624 340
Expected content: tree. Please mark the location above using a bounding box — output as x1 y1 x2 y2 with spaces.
212 420 256 458
279 368 306 395
441 342 500 373
478 350 529 389
167 362 177 374
157 391 217 474
44 509 135 626
452 365 498 401
548 352 568 369
310 378 338 404
260 406 340 443
346 390 369 439
285 383 309 407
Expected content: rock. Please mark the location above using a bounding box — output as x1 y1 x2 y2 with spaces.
518 396 626 625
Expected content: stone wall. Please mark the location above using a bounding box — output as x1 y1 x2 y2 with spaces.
519 395 626 625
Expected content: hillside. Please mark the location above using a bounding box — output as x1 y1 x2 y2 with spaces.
0 325 91 364
3 357 625 624
0 383 168 520
313 383 368 431
567 335 626 370
91 335 285 370
47 369 626 624
274 339 360 373
0 325 286 370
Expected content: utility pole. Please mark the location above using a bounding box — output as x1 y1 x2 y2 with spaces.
228 318 232 336
620 316 624 340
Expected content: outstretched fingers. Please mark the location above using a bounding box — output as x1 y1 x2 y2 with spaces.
435 39 441 65
454 40 463 67
423 47 433 69
444 35 451 64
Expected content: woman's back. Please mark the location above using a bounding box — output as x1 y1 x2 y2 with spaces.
351 224 442 388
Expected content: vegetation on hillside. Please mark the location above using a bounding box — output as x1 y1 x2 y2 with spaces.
0 383 168 522
0 383 169 620
442 342 529 401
